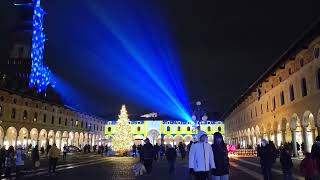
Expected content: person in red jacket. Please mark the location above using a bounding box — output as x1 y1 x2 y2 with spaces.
300 152 317 180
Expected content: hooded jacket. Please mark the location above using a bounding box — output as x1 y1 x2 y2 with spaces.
189 131 215 172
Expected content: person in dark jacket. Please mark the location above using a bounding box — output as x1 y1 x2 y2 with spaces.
0 146 6 175
280 146 293 180
132 144 137 157
165 144 177 175
31 145 40 170
137 144 143 162
154 143 160 161
311 135 320 179
211 132 229 180
258 139 275 180
142 138 154 175
178 142 186 160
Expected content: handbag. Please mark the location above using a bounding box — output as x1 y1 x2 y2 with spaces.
35 161 40 168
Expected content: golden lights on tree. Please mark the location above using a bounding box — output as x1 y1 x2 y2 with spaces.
112 105 132 154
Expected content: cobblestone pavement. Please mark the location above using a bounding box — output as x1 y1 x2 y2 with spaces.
1 154 305 180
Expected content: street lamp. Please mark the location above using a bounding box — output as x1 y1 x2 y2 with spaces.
192 101 208 141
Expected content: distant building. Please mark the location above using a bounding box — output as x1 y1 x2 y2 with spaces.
105 120 224 146
224 20 320 155
0 88 105 150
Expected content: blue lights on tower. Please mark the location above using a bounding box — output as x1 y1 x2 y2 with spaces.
27 0 54 92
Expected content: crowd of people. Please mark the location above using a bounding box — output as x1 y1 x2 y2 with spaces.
132 131 229 180
257 136 320 180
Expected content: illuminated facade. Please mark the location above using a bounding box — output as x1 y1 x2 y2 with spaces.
0 88 104 150
105 120 224 146
224 21 320 156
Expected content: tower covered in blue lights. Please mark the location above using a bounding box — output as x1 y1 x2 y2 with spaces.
14 0 54 93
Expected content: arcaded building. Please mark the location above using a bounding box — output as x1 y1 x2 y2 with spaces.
0 88 105 150
224 22 320 156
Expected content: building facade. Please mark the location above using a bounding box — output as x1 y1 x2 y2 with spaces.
105 120 224 146
224 22 320 155
0 88 105 150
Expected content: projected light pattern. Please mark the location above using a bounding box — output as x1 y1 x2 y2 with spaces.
29 0 54 92
84 1 192 122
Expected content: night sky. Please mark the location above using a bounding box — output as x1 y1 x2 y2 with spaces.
1 0 320 119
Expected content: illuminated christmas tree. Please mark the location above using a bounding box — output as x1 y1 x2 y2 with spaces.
112 105 132 154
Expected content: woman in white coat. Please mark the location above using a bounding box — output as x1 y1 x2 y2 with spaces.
189 130 215 180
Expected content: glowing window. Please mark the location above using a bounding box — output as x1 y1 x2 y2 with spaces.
167 126 170 131
23 110 28 120
177 126 181 131
187 127 191 131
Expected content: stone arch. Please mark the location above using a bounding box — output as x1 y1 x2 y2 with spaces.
164 135 173 145
39 129 47 148
62 131 68 147
5 127 17 148
55 131 62 149
147 129 160 145
184 135 193 144
68 131 74 146
290 113 300 130
173 135 183 145
30 128 38 147
79 132 84 147
48 130 55 146
0 126 4 146
302 111 316 152
74 132 79 147
18 127 28 148
84 132 88 144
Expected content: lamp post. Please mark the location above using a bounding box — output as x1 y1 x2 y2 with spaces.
191 101 208 141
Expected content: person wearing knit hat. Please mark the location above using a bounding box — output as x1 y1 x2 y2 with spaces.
189 130 215 179
211 132 229 180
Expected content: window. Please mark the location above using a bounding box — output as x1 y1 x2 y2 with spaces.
255 107 257 117
250 110 252 119
137 126 141 132
218 127 222 132
280 91 285 105
301 78 307 97
108 127 111 132
76 120 78 127
58 117 61 124
43 114 46 123
51 116 54 124
0 106 2 113
22 110 27 120
289 85 295 101
272 97 276 110
317 69 320 89
207 127 211 131
0 96 3 102
177 126 181 131
13 99 17 104
288 68 292 75
71 119 74 126
279 77 282 82
187 126 191 131
85 122 88 128
300 59 304 67
65 119 67 126
25 102 28 106
167 126 170 131
314 47 320 59
260 104 263 114
81 121 83 128
11 108 16 119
